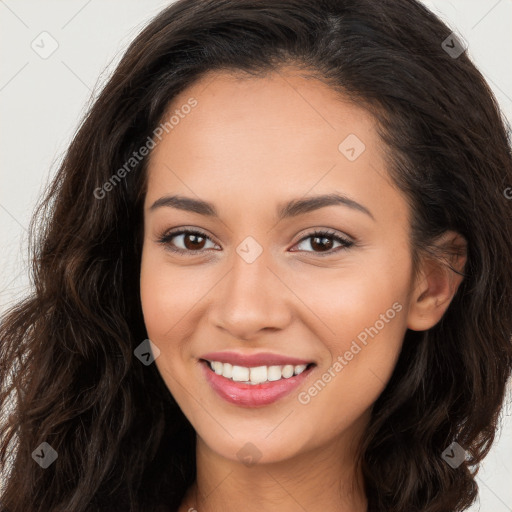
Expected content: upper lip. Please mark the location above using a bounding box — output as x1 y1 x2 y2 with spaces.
200 351 314 367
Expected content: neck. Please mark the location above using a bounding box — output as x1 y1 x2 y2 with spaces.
180 433 368 512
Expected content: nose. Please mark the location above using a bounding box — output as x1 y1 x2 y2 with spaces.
208 246 292 341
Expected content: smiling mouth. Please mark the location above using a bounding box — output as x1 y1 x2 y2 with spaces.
201 359 316 385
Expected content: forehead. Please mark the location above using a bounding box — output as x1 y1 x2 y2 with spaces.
145 67 405 225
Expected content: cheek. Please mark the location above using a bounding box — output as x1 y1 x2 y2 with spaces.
293 251 409 418
139 251 169 338
292 249 410 348
139 249 190 401
297 296 407 441
139 246 187 371
139 244 214 392
139 245 204 338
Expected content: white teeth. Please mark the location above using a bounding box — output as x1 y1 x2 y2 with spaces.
267 365 282 381
231 365 249 382
212 361 223 375
294 364 307 375
207 360 311 384
282 364 294 378
249 366 267 384
223 362 233 379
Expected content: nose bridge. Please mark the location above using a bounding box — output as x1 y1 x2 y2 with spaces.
227 239 275 312
211 236 290 338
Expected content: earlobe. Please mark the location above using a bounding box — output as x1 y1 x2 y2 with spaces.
406 231 467 332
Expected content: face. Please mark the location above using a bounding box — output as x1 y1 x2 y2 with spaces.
140 67 416 466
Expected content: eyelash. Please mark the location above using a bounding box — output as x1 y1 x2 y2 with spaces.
157 228 354 257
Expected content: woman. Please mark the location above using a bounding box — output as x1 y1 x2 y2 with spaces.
1 0 511 511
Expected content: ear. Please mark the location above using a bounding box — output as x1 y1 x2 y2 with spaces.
407 231 467 331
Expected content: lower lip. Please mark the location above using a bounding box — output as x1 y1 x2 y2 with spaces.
200 360 314 407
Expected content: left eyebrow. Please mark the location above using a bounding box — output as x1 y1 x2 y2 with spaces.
148 192 375 221
276 193 375 221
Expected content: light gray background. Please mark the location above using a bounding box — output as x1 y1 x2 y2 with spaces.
1 1 511 510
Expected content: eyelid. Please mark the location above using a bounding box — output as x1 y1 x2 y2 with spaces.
156 227 355 256
292 229 354 253
157 227 219 252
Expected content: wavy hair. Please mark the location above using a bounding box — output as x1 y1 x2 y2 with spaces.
1 0 512 511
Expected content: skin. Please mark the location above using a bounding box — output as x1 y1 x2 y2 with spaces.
139 66 466 512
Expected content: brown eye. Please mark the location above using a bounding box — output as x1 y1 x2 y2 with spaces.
292 230 354 255
158 229 218 254
182 232 207 250
310 235 334 252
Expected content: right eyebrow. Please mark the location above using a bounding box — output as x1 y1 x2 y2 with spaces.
149 195 217 216
148 192 375 221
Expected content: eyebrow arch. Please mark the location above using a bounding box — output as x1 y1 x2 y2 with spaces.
277 193 374 221
149 192 375 221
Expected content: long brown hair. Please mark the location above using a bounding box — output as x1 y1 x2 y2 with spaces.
1 1 511 511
